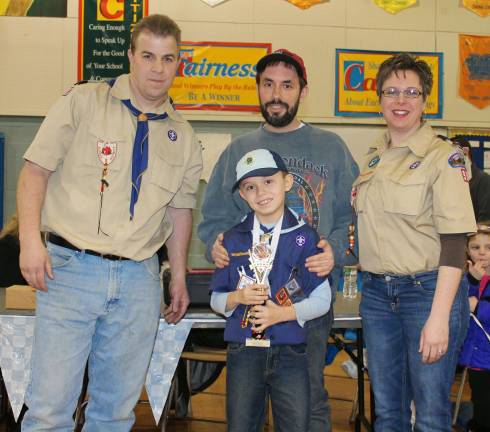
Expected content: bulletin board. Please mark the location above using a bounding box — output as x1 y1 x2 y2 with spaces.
450 129 490 173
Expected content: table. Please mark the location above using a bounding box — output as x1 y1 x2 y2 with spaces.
331 296 373 432
0 290 371 430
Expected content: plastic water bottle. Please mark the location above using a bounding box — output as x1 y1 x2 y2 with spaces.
342 265 358 299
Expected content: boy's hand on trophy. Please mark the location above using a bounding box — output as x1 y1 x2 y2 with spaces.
236 284 269 305
252 299 295 331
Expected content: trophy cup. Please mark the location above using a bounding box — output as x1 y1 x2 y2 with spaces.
245 240 273 347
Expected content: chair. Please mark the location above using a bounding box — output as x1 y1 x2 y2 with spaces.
73 364 89 431
452 366 468 426
328 331 365 422
178 346 227 418
165 346 273 427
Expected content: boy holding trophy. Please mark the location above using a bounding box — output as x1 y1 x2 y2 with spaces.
210 149 331 431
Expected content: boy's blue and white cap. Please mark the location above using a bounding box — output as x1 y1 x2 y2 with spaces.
233 149 288 191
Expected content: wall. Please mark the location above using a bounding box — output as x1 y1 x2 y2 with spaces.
1 0 489 126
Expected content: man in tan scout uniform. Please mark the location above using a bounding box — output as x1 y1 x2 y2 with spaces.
17 15 202 431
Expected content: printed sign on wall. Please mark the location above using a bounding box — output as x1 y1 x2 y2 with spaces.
0 0 66 16
335 49 443 118
462 0 490 17
78 0 148 81
169 42 271 112
459 34 490 109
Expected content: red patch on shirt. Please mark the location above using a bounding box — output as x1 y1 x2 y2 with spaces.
350 186 358 207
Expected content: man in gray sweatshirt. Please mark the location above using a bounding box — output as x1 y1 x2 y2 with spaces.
198 49 359 432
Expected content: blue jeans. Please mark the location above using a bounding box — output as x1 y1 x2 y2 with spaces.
22 242 162 432
226 342 310 432
360 271 469 432
306 310 333 432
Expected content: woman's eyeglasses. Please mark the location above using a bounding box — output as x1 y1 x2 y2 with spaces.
381 87 423 98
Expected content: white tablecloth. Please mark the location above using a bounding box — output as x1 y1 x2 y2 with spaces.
0 315 221 423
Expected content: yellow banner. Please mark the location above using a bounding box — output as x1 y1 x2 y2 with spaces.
462 0 490 17
170 42 271 112
285 0 328 9
459 34 490 109
372 0 417 14
335 49 442 118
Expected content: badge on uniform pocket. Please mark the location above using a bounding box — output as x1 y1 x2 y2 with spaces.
275 277 305 306
285 277 304 300
236 266 255 290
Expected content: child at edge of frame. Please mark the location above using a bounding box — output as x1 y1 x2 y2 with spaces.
209 148 331 432
459 222 490 432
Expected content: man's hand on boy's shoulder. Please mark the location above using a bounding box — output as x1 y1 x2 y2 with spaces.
212 233 229 268
305 238 334 277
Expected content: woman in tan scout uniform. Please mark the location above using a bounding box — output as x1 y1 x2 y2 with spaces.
353 53 476 431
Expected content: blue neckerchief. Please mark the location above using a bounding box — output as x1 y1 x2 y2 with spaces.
107 78 168 219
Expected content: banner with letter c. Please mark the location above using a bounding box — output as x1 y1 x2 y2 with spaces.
78 0 148 81
335 49 443 118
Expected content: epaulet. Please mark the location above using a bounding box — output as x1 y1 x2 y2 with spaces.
436 134 451 143
62 80 99 96
436 134 464 151
168 96 177 112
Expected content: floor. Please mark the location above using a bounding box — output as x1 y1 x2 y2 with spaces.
0 350 470 431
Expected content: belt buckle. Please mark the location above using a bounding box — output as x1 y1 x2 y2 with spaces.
100 253 122 261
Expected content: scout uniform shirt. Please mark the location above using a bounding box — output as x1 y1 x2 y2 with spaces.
352 123 476 275
24 74 203 261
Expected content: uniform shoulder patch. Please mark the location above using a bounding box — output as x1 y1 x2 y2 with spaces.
368 155 380 168
448 151 465 168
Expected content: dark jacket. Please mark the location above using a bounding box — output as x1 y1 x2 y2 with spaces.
459 273 490 370
470 164 490 222
0 235 27 287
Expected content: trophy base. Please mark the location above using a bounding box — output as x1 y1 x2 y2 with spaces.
246 337 270 348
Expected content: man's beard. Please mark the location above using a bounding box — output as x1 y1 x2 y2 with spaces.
260 97 300 128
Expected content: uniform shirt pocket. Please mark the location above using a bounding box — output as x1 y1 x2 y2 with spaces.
150 144 185 194
83 125 125 172
381 174 426 216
